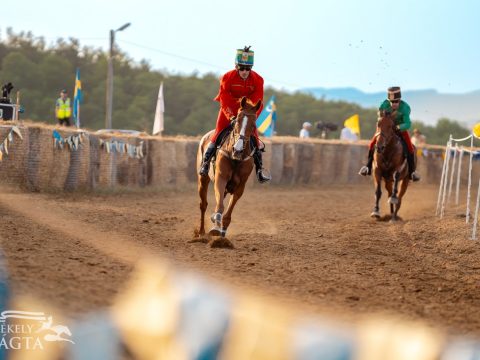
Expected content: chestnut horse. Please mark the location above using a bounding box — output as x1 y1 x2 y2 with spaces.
195 97 262 244
371 110 413 222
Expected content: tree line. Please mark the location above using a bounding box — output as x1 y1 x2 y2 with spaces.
0 28 469 145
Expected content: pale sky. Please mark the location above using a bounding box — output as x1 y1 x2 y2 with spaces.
4 0 479 93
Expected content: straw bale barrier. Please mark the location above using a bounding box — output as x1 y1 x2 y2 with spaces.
0 123 469 192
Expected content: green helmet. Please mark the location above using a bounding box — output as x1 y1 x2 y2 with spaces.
235 46 254 66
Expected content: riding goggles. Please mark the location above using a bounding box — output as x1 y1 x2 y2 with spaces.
238 66 252 71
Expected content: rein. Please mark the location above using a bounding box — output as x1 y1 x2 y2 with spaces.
220 113 255 161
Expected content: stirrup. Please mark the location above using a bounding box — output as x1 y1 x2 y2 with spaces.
359 165 371 176
256 169 271 183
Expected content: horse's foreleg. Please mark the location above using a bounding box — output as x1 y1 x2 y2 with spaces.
371 175 382 218
384 180 394 215
209 176 228 236
388 171 406 222
221 184 246 238
197 175 210 236
388 171 401 207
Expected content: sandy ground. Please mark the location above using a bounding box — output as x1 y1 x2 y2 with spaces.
0 181 479 338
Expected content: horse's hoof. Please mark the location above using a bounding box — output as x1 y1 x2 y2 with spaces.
208 227 222 237
370 211 380 218
389 218 397 224
209 237 234 249
193 228 205 238
388 197 399 205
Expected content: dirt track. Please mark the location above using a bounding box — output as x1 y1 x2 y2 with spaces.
0 182 479 337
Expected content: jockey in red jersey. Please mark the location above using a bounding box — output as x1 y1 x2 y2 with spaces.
359 86 420 182
198 46 271 183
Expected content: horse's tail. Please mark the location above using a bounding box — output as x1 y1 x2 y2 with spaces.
197 130 215 171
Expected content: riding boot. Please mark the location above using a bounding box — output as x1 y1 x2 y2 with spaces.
199 143 216 176
407 152 421 182
253 149 271 183
359 149 374 176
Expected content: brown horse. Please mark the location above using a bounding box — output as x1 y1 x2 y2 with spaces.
195 97 262 246
371 110 412 222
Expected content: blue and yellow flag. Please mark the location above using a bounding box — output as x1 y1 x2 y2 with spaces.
256 95 276 137
73 68 83 128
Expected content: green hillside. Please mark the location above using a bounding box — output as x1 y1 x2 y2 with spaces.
0 28 469 144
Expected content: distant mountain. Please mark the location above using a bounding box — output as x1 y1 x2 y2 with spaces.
303 87 480 126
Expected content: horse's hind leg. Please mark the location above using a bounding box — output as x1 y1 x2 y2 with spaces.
197 175 210 237
393 179 409 221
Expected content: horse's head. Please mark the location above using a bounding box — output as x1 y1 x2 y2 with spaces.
231 97 262 160
376 110 398 153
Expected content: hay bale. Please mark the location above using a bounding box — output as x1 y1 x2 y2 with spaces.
88 136 101 189
295 143 314 184
269 143 284 185
0 125 28 187
281 143 297 184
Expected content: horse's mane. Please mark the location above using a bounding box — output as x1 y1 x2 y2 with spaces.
238 98 256 108
378 109 397 120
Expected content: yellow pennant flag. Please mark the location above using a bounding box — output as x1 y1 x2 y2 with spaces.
473 122 480 137
344 114 361 135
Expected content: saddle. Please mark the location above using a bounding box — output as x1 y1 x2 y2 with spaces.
213 125 258 159
206 125 258 179
391 130 408 157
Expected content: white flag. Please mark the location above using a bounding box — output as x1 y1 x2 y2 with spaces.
153 82 165 135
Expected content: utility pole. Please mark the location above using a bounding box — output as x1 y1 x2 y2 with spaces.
105 23 131 129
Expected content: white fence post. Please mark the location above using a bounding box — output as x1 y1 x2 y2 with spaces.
436 141 450 216
472 178 480 240
466 136 474 223
440 138 452 218
447 144 458 204
455 148 464 205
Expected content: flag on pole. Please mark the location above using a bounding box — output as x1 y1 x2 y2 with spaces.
256 95 276 137
343 114 360 136
473 122 480 137
73 68 83 128
153 82 164 135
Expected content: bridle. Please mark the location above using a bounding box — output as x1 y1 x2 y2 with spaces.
375 116 398 154
220 110 256 161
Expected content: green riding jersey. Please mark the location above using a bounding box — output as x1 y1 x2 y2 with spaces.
379 99 411 131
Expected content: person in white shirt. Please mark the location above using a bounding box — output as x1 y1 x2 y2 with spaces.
340 127 359 142
299 122 312 138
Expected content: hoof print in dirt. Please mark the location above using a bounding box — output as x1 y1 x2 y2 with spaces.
209 237 234 249
187 237 209 244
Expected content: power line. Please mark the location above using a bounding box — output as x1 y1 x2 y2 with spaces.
118 39 229 72
31 35 302 89
117 39 302 89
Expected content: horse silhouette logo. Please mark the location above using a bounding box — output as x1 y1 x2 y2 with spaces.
36 315 75 344
0 310 75 345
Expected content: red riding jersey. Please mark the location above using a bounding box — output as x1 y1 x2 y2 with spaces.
211 69 264 144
